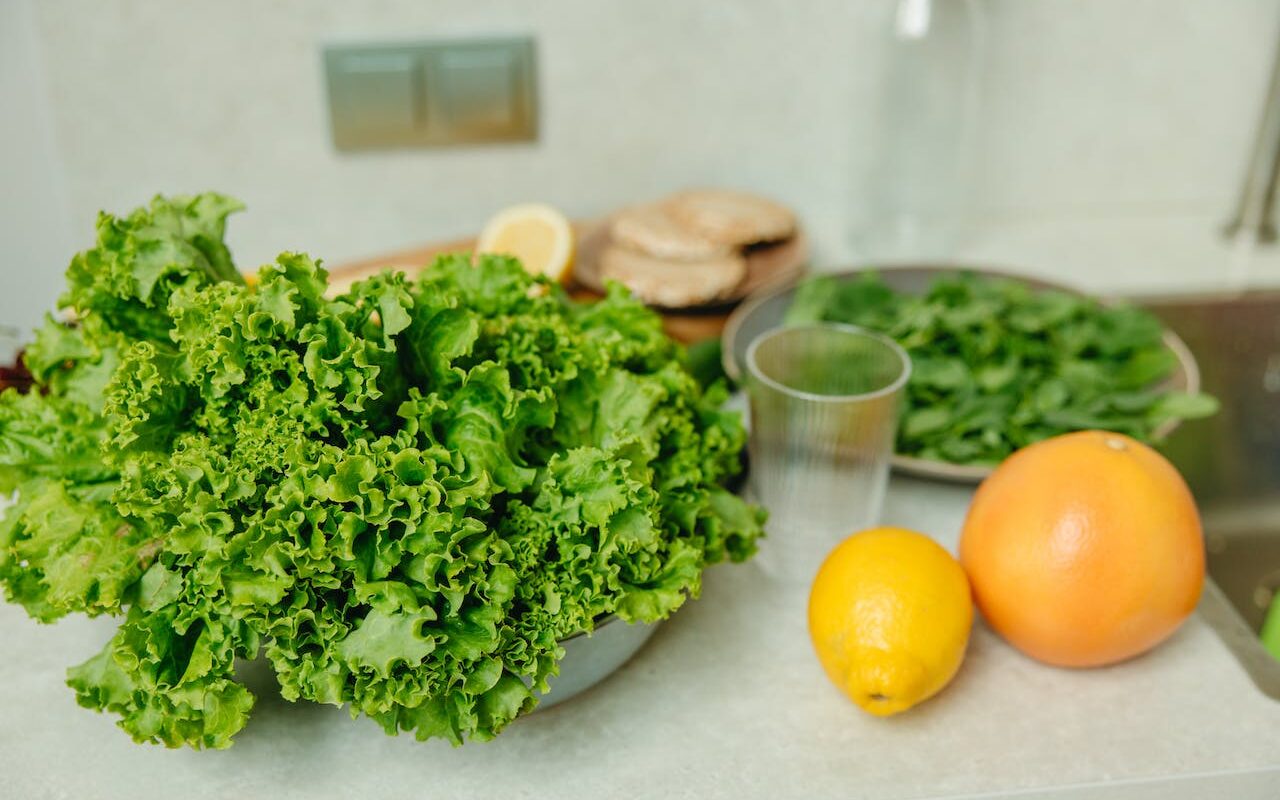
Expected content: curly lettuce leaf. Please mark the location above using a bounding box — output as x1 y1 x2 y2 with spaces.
21 316 125 414
0 391 113 492
63 192 245 342
67 607 256 749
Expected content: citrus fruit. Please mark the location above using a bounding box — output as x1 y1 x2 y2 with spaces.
808 527 973 716
475 203 575 284
959 430 1204 668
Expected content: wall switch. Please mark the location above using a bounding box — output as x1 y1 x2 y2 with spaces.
324 50 421 148
324 37 536 151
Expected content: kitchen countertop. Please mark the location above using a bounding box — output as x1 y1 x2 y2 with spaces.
3 477 1278 800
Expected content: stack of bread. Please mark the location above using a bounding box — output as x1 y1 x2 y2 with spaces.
598 189 798 308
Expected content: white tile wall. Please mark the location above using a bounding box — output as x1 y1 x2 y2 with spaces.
3 0 1279 330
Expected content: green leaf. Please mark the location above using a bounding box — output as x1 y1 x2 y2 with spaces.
685 338 728 390
902 407 953 439
1148 392 1221 425
62 193 245 342
337 608 439 675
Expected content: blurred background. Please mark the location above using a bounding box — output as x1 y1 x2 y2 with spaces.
4 0 1280 332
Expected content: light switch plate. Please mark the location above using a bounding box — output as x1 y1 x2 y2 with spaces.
324 37 537 151
324 49 422 148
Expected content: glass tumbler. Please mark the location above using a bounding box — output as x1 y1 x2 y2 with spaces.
745 323 911 583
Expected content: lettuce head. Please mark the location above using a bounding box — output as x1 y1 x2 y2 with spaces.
0 193 763 748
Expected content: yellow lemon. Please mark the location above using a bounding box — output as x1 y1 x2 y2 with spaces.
808 527 972 716
475 203 575 284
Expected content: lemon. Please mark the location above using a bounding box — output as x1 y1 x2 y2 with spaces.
808 527 972 716
475 203 575 284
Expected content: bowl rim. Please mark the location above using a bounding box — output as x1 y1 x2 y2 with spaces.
558 613 621 643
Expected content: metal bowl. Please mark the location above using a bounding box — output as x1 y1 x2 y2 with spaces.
533 615 661 711
722 265 1202 484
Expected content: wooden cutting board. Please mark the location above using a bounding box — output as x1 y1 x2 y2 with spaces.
327 223 795 344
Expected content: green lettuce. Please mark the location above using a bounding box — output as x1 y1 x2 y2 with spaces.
0 193 763 749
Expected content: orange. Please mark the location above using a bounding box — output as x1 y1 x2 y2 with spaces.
959 430 1204 668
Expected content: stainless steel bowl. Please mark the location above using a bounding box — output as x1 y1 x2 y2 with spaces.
533 615 661 710
722 265 1202 483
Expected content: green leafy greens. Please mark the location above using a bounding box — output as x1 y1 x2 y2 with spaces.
0 193 763 749
787 272 1218 466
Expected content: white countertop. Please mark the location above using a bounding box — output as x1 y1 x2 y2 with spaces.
3 476 1278 800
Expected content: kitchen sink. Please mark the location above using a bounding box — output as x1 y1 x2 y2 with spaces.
1141 289 1280 699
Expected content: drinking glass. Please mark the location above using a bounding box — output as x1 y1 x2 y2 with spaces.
745 323 911 583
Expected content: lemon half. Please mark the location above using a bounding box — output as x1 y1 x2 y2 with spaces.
475 203 575 285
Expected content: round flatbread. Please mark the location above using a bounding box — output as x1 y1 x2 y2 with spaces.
664 189 796 247
599 245 747 308
610 204 733 261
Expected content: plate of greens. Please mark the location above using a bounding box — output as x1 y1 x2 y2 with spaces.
722 266 1217 483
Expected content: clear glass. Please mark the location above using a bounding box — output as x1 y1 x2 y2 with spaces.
746 323 911 583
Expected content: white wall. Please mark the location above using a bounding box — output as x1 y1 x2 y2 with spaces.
977 0 1277 220
0 0 73 332
4 0 1280 330
26 0 892 280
